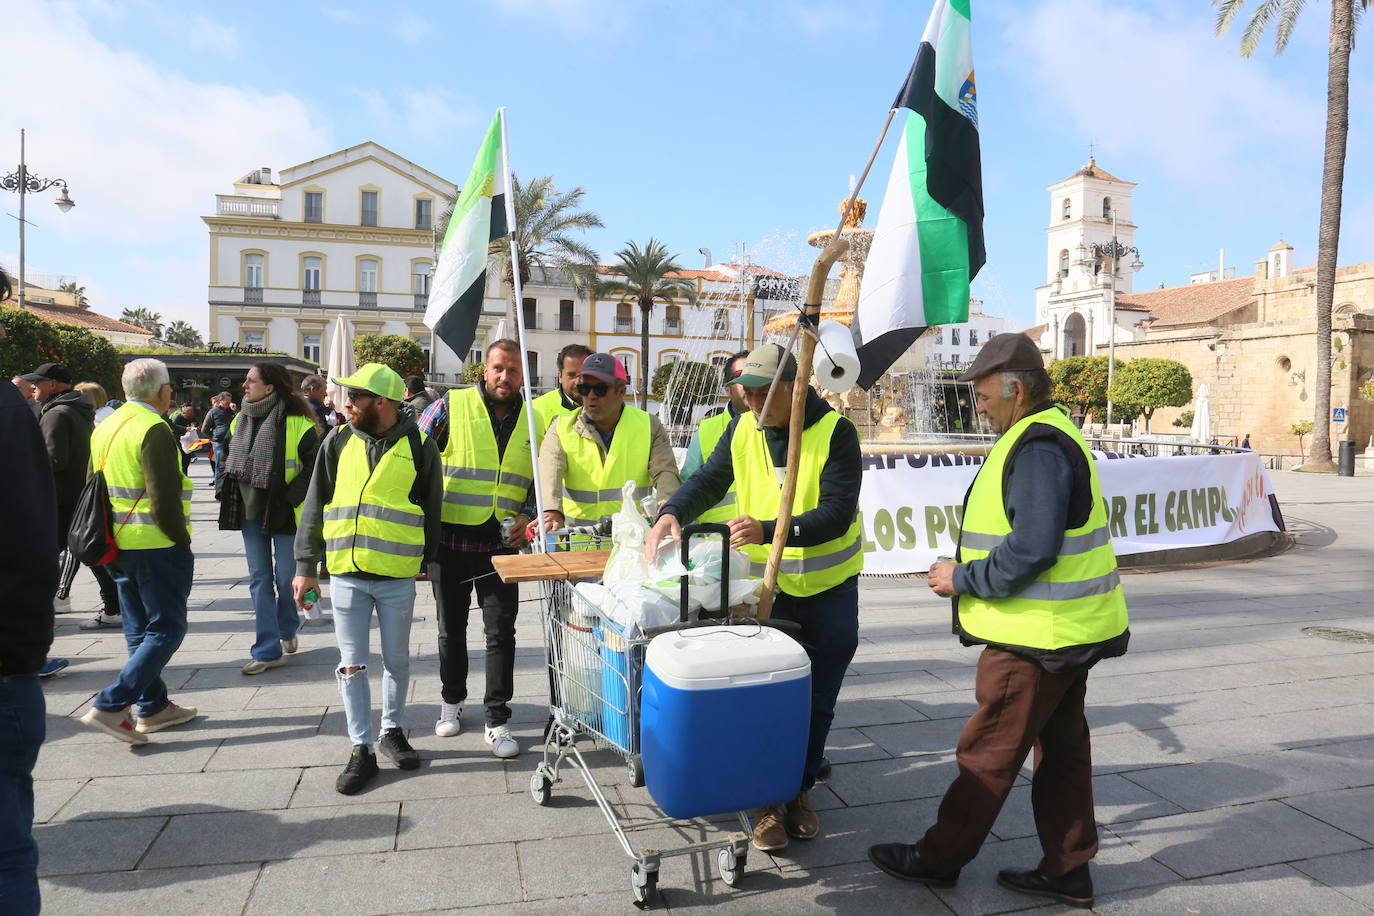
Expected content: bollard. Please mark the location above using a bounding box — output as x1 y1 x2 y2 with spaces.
1338 439 1355 477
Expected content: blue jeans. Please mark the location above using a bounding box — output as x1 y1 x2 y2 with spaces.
95 545 193 717
241 521 298 661
331 575 415 749
770 575 860 791
0 675 45 916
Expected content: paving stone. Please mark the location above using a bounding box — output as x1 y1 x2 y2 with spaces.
426 891 646 913
830 697 928 729
399 791 608 849
1290 849 1374 909
143 802 399 868
247 844 521 914
34 738 218 780
661 860 945 912
39 863 261 915
32 778 85 823
826 756 960 807
289 754 508 807
35 815 166 876
1109 800 1367 878
862 716 967 758
1093 863 1374 915
58 768 302 820
837 668 960 700
823 727 892 764
770 797 941 872
1285 785 1374 844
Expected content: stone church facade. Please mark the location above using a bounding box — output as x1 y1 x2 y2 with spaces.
1027 159 1374 456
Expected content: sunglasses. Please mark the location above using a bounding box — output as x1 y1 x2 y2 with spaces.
576 382 613 397
345 389 377 402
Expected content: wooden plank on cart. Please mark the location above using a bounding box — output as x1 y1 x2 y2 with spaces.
491 550 612 583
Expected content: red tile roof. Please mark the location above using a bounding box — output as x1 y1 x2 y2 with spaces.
11 300 155 337
1116 275 1255 328
1022 323 1048 343
1058 158 1129 185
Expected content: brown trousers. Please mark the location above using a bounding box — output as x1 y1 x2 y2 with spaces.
916 647 1098 877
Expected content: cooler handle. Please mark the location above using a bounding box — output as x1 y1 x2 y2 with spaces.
679 522 731 623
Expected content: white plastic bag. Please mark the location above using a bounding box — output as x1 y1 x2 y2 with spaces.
602 481 652 583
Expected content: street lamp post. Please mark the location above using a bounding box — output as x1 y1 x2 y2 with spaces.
1076 210 1142 429
1 129 76 309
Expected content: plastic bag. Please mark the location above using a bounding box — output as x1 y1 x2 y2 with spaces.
602 481 652 583
602 580 680 630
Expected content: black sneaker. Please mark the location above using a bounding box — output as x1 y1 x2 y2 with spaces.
335 744 379 795
377 727 420 770
997 864 1094 909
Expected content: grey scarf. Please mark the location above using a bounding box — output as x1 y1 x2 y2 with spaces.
225 392 282 489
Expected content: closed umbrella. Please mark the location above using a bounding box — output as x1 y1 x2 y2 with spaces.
326 314 355 410
1189 384 1211 444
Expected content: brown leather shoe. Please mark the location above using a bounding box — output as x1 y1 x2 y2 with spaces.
784 790 819 840
752 805 789 852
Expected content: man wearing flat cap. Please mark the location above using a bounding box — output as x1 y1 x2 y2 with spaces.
869 332 1130 910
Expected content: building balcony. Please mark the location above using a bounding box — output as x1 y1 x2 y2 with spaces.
244 286 263 304
216 195 280 219
414 292 428 310
303 289 321 307
359 291 377 309
557 315 579 332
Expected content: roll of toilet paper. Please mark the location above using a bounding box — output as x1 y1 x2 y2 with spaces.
815 320 861 391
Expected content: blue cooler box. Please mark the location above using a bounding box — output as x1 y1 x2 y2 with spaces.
640 625 811 819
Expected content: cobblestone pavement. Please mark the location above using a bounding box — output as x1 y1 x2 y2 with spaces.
33 463 1374 914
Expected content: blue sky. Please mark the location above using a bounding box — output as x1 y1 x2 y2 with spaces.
5 0 1370 336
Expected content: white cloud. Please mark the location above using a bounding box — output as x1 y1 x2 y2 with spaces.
321 5 364 24
186 14 238 57
482 0 633 35
7 0 332 333
394 9 427 44
785 2 881 37
351 86 480 143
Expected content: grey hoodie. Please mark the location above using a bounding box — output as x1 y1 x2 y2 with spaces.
293 411 443 579
40 387 95 506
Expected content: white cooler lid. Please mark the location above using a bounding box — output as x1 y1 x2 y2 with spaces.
646 625 810 691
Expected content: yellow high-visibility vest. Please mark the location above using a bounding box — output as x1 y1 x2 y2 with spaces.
693 409 739 524
532 388 576 449
230 412 316 525
90 403 192 549
322 429 427 577
732 411 862 597
438 387 533 526
956 406 1129 651
556 406 651 527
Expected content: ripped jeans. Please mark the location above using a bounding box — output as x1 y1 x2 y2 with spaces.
329 575 415 749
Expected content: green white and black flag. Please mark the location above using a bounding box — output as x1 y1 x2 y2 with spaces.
853 0 984 389
425 111 509 361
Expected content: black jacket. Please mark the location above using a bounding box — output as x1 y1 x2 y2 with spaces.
660 387 862 547
0 379 57 675
40 388 95 507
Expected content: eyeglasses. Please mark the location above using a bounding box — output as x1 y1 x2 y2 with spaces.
345 389 377 402
576 382 612 397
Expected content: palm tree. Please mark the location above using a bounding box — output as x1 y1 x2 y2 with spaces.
59 280 89 308
1215 0 1368 471
1 266 12 302
440 173 602 328
120 307 164 338
165 320 203 349
595 239 698 409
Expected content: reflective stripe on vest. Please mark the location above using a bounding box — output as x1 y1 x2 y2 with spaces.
694 409 739 525
322 429 426 577
557 406 652 541
955 406 1129 652
732 410 863 597
89 402 193 549
231 411 316 525
438 387 533 526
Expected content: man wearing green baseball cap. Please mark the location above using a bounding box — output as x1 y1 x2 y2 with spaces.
293 362 444 795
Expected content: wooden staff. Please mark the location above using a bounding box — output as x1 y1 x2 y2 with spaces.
755 236 848 620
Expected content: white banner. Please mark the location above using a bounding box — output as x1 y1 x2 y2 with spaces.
857 450 1282 575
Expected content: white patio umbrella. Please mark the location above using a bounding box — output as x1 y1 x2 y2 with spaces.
1189 384 1212 444
325 314 355 410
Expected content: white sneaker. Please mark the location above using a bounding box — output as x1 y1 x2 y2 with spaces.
484 724 519 759
435 703 462 737
54 595 72 613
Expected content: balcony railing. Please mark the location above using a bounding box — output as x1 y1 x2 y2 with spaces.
244 286 263 304
216 195 280 219
302 289 321 307
615 319 633 333
359 291 377 308
414 293 428 310
665 319 680 335
557 315 579 332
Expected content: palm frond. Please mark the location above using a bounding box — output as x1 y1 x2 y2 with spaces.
1214 0 1250 36
1273 0 1308 53
1240 0 1283 56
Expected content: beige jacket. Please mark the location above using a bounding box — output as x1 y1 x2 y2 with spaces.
538 406 680 515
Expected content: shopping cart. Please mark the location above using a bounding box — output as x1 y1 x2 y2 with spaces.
524 523 753 907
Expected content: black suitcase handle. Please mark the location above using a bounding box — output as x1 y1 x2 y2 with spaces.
679 523 731 622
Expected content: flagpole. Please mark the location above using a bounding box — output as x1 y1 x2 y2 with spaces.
498 107 549 553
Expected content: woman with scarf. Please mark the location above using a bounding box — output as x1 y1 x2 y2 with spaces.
218 362 322 675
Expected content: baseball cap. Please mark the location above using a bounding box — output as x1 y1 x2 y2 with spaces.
332 363 406 401
735 344 798 388
956 333 1046 382
578 352 628 384
21 362 75 384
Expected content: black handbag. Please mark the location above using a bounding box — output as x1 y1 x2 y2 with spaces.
67 412 144 567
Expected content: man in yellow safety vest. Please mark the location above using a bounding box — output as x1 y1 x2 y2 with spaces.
292 363 443 795
679 349 751 525
531 342 590 448
647 343 864 855
539 352 679 539
868 333 1130 909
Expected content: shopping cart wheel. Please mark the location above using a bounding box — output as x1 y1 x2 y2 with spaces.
627 754 645 788
630 862 658 906
716 846 746 886
529 770 552 806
